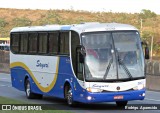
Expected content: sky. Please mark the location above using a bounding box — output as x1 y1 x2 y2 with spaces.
0 0 159 14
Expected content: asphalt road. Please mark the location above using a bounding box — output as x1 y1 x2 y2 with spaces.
0 73 160 113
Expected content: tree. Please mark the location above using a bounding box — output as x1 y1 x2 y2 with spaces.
139 9 157 19
141 31 153 44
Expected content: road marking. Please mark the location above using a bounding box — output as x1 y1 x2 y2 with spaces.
0 78 9 80
145 98 160 102
0 85 11 87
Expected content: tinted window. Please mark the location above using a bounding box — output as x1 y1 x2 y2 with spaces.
29 33 37 53
60 32 69 54
11 34 19 53
77 48 84 80
20 33 28 53
71 31 80 75
49 32 58 54
38 33 47 53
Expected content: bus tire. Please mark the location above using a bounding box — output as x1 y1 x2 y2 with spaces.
65 85 76 106
25 79 36 99
116 101 128 107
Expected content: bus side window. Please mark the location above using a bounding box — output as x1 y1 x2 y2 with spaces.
28 33 38 54
59 32 69 55
11 33 20 53
20 33 28 53
48 32 58 54
38 33 47 54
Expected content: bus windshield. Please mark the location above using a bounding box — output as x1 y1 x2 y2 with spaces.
82 31 144 81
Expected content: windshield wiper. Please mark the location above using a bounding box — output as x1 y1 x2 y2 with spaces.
117 53 133 79
103 58 113 80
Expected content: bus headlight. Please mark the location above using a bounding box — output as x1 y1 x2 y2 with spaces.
87 96 92 100
86 88 103 93
133 84 145 90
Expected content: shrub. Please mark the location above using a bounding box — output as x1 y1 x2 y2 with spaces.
0 18 8 27
12 17 32 27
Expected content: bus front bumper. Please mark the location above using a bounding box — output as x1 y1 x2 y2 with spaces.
82 89 145 103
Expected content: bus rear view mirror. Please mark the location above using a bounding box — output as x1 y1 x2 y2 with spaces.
79 52 84 63
145 47 149 59
78 45 86 56
76 45 86 63
141 41 149 59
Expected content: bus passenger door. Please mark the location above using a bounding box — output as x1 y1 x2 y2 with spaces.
76 47 85 81
74 47 86 101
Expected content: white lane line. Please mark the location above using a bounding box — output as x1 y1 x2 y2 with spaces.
0 78 9 80
7 85 11 87
0 85 11 87
145 98 160 102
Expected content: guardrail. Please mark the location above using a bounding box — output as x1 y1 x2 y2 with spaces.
145 60 160 91
0 50 10 73
146 60 160 76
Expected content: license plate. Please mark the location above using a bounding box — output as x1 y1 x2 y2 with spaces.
114 95 123 100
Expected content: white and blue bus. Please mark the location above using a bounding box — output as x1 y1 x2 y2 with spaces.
10 22 149 106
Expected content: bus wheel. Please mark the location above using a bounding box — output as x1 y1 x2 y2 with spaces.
116 101 128 107
65 85 75 106
25 79 36 99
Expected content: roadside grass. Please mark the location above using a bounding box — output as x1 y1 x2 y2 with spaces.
0 96 72 113
0 96 26 104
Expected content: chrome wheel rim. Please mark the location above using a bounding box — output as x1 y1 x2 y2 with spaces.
67 88 73 105
26 82 30 97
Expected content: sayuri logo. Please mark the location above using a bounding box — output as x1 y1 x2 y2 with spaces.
36 60 49 69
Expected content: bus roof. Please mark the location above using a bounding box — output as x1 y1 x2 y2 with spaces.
10 22 138 33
